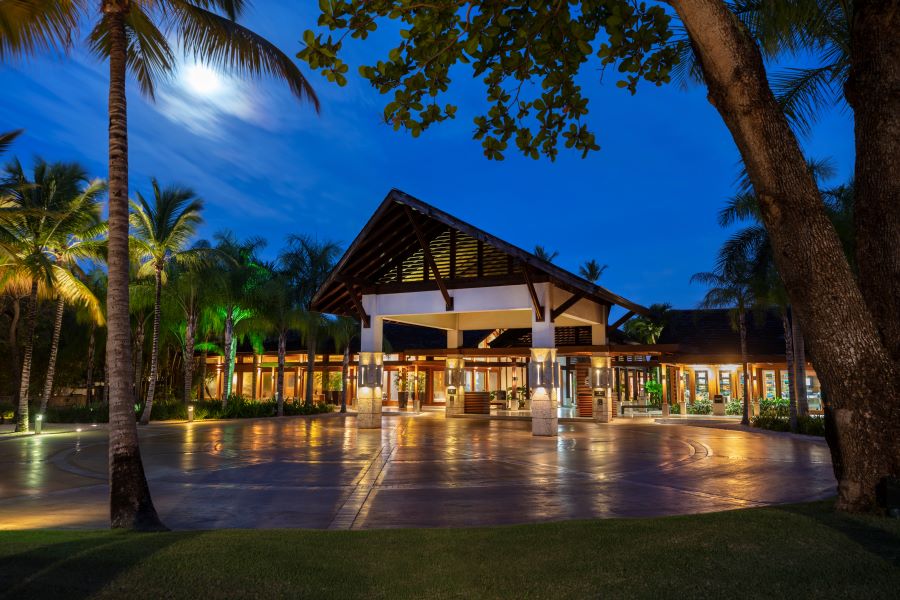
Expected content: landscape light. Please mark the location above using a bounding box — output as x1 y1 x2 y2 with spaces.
34 414 42 435
188 405 195 422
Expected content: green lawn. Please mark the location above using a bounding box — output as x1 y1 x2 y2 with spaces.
1 502 898 599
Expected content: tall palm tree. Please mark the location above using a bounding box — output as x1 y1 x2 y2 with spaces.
279 235 340 407
533 245 559 263
211 231 266 406
130 179 203 424
692 258 757 426
39 181 107 414
0 0 318 530
329 316 357 413
250 264 303 416
578 259 607 283
0 159 105 431
0 130 22 158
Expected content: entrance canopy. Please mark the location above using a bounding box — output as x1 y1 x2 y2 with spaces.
312 189 649 341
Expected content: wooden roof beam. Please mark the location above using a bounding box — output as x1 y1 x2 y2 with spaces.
609 310 635 331
404 206 454 311
522 266 545 322
550 292 585 322
341 280 370 328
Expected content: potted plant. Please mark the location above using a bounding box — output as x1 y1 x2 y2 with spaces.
394 370 409 410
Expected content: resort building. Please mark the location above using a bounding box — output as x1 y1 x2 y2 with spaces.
202 190 819 431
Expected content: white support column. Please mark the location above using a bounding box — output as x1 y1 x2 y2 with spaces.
445 330 465 416
447 329 462 350
356 316 384 429
530 293 557 436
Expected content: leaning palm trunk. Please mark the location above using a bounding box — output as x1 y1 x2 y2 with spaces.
15 279 39 432
222 311 235 405
182 313 196 404
7 297 21 407
791 315 809 416
341 344 350 413
739 310 750 426
133 320 144 403
86 321 96 405
305 327 317 407
782 310 798 432
105 9 164 531
39 295 66 414
140 267 163 425
276 331 286 416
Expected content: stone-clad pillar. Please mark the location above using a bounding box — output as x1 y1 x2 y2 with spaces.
529 348 558 436
356 316 383 429
592 354 613 423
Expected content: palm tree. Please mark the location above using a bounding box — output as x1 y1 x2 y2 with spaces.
211 231 266 405
533 245 559 263
0 159 106 431
279 235 340 407
251 265 303 416
1 0 318 530
0 130 22 158
622 303 671 344
78 268 108 405
692 258 757 426
578 259 607 283
328 316 358 413
38 181 107 414
130 180 204 424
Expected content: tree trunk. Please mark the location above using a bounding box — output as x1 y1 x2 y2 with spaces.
341 344 350 413
792 314 809 416
305 327 316 407
251 353 259 400
222 311 234 406
277 331 286 416
39 295 66 414
739 310 750 426
670 0 900 513
140 266 163 425
847 0 900 368
782 310 798 432
15 279 39 432
133 319 144 403
86 321 96 405
7 297 21 408
199 349 207 402
183 313 196 404
104 6 165 531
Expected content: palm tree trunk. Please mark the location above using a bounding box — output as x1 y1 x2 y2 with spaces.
140 266 163 425
7 297 21 408
791 314 809 416
199 348 207 402
133 319 144 403
277 331 286 416
305 327 316 407
105 8 165 531
15 279 39 432
251 353 258 400
223 310 234 406
39 295 66 414
739 310 750 427
341 344 349 413
782 309 798 432
86 321 96 405
183 313 196 404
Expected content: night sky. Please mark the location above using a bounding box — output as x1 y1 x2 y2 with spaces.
0 4 853 319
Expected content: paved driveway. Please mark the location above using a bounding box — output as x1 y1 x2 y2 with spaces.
0 413 836 530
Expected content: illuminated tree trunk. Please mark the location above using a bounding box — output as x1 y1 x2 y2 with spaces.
140 265 163 425
341 343 350 413
782 310 798 432
104 4 165 530
7 297 21 408
222 311 234 405
670 0 900 512
182 312 196 404
276 331 286 416
39 295 66 414
86 321 96 405
305 326 316 407
15 279 38 432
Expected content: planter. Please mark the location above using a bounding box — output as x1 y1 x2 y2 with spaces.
398 391 409 410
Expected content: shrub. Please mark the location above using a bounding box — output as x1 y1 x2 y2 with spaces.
751 414 825 437
669 403 680 415
725 398 743 416
687 399 712 415
758 397 790 418
43 403 109 424
0 402 15 423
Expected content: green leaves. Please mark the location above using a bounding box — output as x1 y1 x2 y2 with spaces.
297 0 679 161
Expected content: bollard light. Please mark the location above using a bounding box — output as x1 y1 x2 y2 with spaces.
187 405 195 422
34 414 42 435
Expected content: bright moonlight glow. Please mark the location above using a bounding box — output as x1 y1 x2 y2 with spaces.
183 64 225 98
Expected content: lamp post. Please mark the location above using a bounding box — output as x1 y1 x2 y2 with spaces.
357 352 384 428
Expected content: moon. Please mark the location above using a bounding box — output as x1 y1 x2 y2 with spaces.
182 64 225 98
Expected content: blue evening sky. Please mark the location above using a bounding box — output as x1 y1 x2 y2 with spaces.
0 4 852 319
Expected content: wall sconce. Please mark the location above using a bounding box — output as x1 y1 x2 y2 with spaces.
445 357 465 389
529 349 557 390
590 364 611 389
357 352 383 389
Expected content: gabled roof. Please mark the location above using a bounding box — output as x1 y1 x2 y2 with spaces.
312 189 649 317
